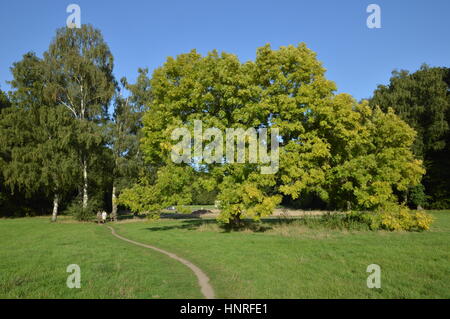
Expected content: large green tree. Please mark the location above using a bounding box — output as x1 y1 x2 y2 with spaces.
120 44 424 224
370 65 450 208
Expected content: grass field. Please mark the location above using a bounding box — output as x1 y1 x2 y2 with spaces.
1 211 449 298
0 217 201 298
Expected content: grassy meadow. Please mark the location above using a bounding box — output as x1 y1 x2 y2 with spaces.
0 217 201 298
1 211 449 298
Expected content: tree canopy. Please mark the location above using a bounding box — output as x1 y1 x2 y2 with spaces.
119 44 425 224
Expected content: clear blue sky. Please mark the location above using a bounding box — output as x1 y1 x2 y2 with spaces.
0 0 449 100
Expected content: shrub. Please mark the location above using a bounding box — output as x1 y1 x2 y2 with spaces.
346 204 433 231
65 199 103 222
269 213 371 232
408 184 429 208
145 211 160 221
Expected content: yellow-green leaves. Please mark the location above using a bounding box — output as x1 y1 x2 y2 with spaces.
120 43 425 223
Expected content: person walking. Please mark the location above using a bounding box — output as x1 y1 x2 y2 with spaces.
101 211 108 224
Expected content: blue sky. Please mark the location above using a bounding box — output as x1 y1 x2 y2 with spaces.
0 0 449 100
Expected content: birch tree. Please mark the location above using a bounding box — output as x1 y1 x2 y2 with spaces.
43 25 115 208
0 53 78 221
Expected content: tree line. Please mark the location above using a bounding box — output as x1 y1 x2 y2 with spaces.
0 24 448 222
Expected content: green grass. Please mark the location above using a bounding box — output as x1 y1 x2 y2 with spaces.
114 211 450 298
1 211 449 298
0 217 202 298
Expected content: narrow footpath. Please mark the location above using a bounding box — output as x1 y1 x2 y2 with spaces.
107 226 215 299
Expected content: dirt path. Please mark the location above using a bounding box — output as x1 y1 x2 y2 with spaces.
107 226 215 299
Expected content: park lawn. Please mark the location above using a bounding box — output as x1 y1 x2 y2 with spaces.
114 211 450 299
0 217 202 298
1 211 449 299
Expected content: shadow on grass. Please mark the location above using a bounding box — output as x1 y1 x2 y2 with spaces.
143 217 303 233
143 213 366 234
144 219 216 232
117 213 146 221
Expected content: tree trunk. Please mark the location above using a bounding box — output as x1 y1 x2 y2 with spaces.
51 194 59 222
230 213 242 228
82 157 88 209
111 184 117 222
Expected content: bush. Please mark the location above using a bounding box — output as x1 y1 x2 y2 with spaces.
429 198 450 210
267 213 371 232
65 199 103 221
304 213 371 231
346 204 433 231
145 211 160 221
408 184 429 208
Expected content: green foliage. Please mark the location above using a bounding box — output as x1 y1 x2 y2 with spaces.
370 65 449 157
215 169 282 225
323 103 424 210
0 25 118 219
43 25 115 118
119 164 197 213
43 24 116 209
0 104 79 195
0 89 10 111
0 53 79 217
407 184 428 208
108 79 145 215
146 211 161 221
120 43 425 225
65 198 102 221
110 89 142 189
192 188 217 205
346 204 433 231
295 213 371 231
0 191 51 218
370 65 450 208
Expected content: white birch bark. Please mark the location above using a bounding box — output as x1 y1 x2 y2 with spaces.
51 194 59 222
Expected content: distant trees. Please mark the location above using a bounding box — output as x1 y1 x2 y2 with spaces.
370 65 450 208
119 44 425 225
108 78 145 221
